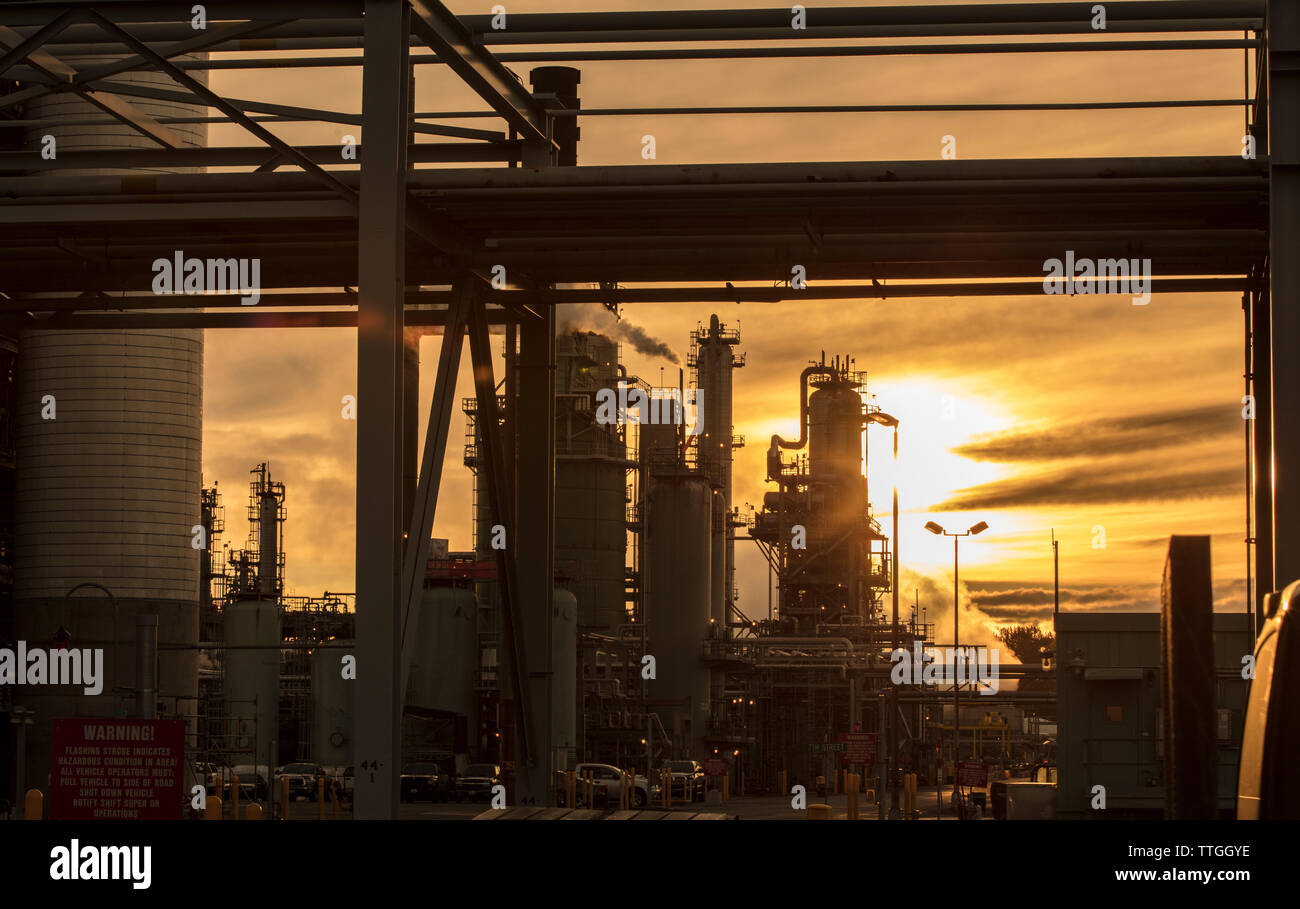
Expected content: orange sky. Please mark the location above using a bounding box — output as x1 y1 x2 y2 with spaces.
200 1 1255 646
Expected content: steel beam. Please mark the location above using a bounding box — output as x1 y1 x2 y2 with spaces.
1253 282 1273 616
1270 0 1300 590
398 280 474 701
0 279 1252 314
2 141 521 170
408 0 549 146
0 25 184 147
85 11 359 202
467 295 536 772
0 8 79 79
352 0 409 821
0 17 288 112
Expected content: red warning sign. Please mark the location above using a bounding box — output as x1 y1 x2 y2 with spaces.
836 732 878 765
50 718 185 820
955 761 989 788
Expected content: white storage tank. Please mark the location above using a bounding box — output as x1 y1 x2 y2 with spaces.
312 641 355 766
224 599 279 762
645 472 713 753
408 585 477 721
14 53 209 783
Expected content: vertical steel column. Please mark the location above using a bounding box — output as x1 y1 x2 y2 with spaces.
514 303 554 803
1254 284 1273 624
403 330 420 528
1270 0 1300 588
354 0 409 820
505 66 576 803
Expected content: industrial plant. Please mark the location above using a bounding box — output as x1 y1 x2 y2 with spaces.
0 0 1297 852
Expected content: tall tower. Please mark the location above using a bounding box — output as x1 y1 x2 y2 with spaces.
690 315 743 722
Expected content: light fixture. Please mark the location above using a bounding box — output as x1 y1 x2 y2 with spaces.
969 521 989 535
925 521 945 535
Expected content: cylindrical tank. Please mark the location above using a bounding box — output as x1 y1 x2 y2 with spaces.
223 599 279 762
556 459 627 629
312 642 355 767
13 54 209 786
552 588 578 760
258 491 279 597
808 380 866 519
645 472 712 754
408 585 477 721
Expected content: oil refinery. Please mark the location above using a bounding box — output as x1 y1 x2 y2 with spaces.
0 3 1297 894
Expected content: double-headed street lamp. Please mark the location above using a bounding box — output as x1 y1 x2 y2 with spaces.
924 519 988 815
866 411 900 819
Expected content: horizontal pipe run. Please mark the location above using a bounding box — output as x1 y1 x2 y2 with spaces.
20 310 511 330
0 142 522 170
0 278 1250 317
413 100 1249 118
0 155 1263 197
56 39 1261 72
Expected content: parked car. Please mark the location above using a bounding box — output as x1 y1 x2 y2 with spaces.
226 765 270 801
664 760 706 802
275 762 325 801
454 763 502 803
193 762 221 796
400 763 451 802
574 762 650 808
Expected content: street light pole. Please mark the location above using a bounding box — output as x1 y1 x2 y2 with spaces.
953 533 960 809
924 518 988 819
867 411 901 819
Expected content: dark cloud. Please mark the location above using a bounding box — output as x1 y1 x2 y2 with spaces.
970 585 1152 607
955 404 1242 462
937 463 1238 510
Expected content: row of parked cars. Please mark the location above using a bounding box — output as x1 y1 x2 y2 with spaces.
193 758 711 807
193 762 353 806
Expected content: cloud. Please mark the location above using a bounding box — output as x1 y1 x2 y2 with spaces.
954 405 1241 462
937 463 1238 510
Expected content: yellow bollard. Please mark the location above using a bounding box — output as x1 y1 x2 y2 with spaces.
739 766 744 798
281 777 290 817
231 774 240 821
244 803 262 821
24 789 42 820
834 769 840 795
317 778 325 820
722 774 729 801
778 770 787 797
567 770 575 809
846 775 858 820
331 783 339 820
205 794 222 820
807 803 833 820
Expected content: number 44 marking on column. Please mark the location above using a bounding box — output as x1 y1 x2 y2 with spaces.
360 760 383 783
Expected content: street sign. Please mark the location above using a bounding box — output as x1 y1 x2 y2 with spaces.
837 732 877 765
703 758 728 776
807 743 847 753
50 718 185 820
956 761 989 788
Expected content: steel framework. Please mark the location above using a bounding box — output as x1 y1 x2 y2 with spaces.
0 0 1291 819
